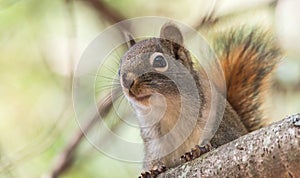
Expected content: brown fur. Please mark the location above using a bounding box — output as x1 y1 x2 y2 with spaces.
213 27 282 131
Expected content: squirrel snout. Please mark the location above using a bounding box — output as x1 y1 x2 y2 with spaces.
122 73 135 89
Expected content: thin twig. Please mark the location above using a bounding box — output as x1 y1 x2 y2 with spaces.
44 87 120 178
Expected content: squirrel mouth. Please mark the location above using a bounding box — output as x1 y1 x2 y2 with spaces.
135 94 151 101
129 90 151 101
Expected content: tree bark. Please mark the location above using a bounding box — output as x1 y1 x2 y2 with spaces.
158 114 300 178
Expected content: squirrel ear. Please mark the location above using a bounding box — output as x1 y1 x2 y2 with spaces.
124 32 136 48
160 23 183 45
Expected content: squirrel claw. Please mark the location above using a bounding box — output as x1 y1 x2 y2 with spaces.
139 171 151 178
139 164 167 178
180 144 212 163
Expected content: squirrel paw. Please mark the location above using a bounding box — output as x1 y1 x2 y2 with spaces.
180 144 212 163
138 164 167 178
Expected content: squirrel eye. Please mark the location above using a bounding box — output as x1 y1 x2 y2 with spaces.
150 52 168 72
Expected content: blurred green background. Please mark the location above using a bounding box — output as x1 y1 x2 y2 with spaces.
0 0 299 177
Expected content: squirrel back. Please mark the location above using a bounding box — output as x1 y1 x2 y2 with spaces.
212 27 281 132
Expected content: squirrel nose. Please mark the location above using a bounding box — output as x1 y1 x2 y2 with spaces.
122 73 135 89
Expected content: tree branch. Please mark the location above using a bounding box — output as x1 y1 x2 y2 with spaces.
194 0 278 30
82 0 125 24
44 0 129 177
159 114 300 178
80 0 133 48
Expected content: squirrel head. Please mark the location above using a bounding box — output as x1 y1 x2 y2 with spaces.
119 24 197 107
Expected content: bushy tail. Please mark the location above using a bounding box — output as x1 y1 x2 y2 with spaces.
213 27 282 131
